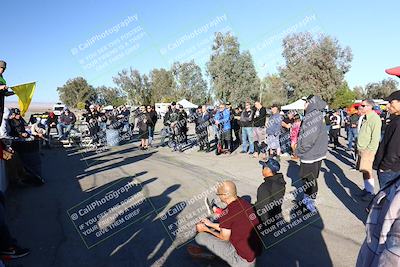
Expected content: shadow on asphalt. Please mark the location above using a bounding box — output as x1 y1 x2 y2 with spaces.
321 159 368 224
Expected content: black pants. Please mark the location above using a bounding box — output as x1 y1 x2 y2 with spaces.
233 128 241 145
0 192 16 250
299 160 323 198
329 128 340 147
197 129 210 150
221 130 231 152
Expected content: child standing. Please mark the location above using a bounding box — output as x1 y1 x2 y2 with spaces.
290 114 301 159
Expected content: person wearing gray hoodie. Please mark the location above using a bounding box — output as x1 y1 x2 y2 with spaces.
296 95 328 212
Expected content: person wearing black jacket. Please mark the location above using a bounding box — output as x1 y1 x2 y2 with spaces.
255 158 286 224
232 107 242 146
373 91 400 188
240 102 255 154
162 102 180 148
177 105 188 145
137 105 150 150
253 101 267 158
8 109 29 139
195 105 211 152
147 105 158 147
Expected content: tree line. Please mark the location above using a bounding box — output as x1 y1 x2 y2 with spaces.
58 31 398 109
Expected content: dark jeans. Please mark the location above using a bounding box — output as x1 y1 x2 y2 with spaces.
57 123 73 139
378 170 400 189
347 127 358 150
148 125 155 145
330 128 340 147
0 191 16 250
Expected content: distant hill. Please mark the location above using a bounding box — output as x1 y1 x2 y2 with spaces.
5 101 54 116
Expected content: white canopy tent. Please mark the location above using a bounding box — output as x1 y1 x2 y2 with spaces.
177 99 198 109
281 99 306 110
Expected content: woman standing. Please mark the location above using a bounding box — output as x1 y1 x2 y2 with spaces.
137 105 150 150
147 105 158 147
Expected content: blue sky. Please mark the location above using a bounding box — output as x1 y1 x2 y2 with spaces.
2 0 399 103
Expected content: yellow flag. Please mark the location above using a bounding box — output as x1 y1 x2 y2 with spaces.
11 82 36 116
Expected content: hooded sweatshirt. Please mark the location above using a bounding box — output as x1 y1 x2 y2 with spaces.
255 173 286 223
296 95 328 163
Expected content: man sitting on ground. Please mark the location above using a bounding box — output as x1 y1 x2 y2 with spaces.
57 107 76 140
255 158 286 224
192 181 262 266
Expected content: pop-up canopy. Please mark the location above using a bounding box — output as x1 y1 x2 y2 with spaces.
385 66 400 77
281 99 306 110
177 99 198 109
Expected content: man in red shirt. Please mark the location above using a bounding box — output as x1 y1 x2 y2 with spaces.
194 181 262 266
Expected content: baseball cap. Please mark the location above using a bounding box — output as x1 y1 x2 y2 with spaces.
13 108 20 115
385 91 400 102
226 101 231 106
171 101 176 106
259 158 280 174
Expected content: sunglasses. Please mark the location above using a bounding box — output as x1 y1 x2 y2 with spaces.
216 192 227 196
360 104 370 107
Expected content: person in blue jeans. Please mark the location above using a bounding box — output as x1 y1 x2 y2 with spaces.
240 102 254 154
214 103 232 153
57 108 76 140
347 112 360 151
373 90 400 188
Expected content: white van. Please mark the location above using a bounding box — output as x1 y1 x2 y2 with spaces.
53 103 66 116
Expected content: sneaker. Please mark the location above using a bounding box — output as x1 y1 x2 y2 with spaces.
361 193 375 202
239 151 247 154
0 245 30 259
302 195 317 213
187 244 215 260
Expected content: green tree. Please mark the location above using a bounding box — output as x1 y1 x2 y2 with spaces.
260 74 288 107
171 60 208 104
231 51 260 104
365 78 398 99
57 77 97 108
96 86 126 106
149 68 176 103
207 32 260 105
353 85 367 99
280 32 353 104
331 82 356 109
113 68 152 105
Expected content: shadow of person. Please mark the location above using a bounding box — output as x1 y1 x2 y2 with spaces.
321 159 367 224
77 151 158 179
328 149 355 168
105 184 185 267
257 206 333 267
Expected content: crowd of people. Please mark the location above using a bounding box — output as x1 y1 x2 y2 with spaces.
1 54 399 266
